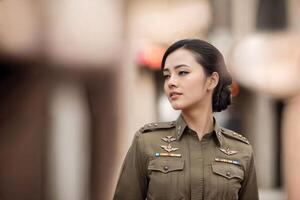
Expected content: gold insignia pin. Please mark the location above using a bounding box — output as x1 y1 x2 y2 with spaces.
160 143 179 153
154 152 182 157
161 135 176 143
219 147 238 156
215 157 241 166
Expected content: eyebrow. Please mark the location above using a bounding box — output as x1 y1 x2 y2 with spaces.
163 64 191 72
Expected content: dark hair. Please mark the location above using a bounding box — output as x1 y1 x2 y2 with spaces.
161 39 232 112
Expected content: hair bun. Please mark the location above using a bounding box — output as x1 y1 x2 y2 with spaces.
213 85 231 112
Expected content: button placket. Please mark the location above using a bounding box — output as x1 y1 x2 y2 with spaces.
188 131 204 200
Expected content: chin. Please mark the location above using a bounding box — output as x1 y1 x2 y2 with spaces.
171 100 201 111
170 103 186 110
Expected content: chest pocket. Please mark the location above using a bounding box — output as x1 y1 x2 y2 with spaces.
210 163 244 200
147 159 185 200
148 159 184 173
212 163 244 180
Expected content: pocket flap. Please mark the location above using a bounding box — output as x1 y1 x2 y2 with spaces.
212 163 244 180
148 159 184 174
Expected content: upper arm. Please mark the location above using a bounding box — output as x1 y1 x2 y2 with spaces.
113 133 148 200
238 147 259 200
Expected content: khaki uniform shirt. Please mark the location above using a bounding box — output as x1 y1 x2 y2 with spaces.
114 115 259 200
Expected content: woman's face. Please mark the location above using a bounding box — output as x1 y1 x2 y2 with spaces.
163 48 216 111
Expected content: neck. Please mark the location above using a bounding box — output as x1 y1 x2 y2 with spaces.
181 99 214 141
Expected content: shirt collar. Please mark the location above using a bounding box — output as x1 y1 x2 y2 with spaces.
175 114 188 140
175 114 223 147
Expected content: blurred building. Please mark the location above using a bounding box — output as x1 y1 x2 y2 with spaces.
0 0 299 200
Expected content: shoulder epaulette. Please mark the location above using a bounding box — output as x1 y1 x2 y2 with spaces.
138 121 175 134
220 127 250 145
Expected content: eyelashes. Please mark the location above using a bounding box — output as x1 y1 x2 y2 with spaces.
178 71 189 76
163 71 189 79
163 74 171 80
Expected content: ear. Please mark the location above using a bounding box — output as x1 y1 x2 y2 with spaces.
207 72 219 91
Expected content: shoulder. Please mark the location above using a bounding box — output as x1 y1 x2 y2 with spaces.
137 121 176 134
220 127 250 145
133 121 176 148
220 127 255 164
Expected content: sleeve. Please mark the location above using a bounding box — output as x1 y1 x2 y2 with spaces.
113 132 148 200
238 147 259 200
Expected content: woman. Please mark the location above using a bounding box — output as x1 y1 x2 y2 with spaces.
114 39 259 200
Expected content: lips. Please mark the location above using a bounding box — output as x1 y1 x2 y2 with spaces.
169 91 182 100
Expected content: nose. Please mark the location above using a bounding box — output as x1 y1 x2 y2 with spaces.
167 75 178 88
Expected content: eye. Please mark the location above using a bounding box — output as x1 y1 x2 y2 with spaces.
163 74 171 80
178 71 189 76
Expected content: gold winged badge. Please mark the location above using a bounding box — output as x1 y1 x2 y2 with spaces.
160 143 179 153
219 147 238 156
161 135 176 143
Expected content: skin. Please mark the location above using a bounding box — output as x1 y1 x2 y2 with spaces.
163 48 219 140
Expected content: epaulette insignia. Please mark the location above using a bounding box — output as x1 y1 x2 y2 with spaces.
220 128 250 145
139 121 175 134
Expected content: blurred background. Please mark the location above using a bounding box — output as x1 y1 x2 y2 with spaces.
0 0 299 199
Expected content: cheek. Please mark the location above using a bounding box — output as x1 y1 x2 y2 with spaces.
184 75 206 91
183 80 207 101
163 82 168 93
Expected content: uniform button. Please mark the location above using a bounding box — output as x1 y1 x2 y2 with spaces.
163 165 169 171
226 171 231 177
